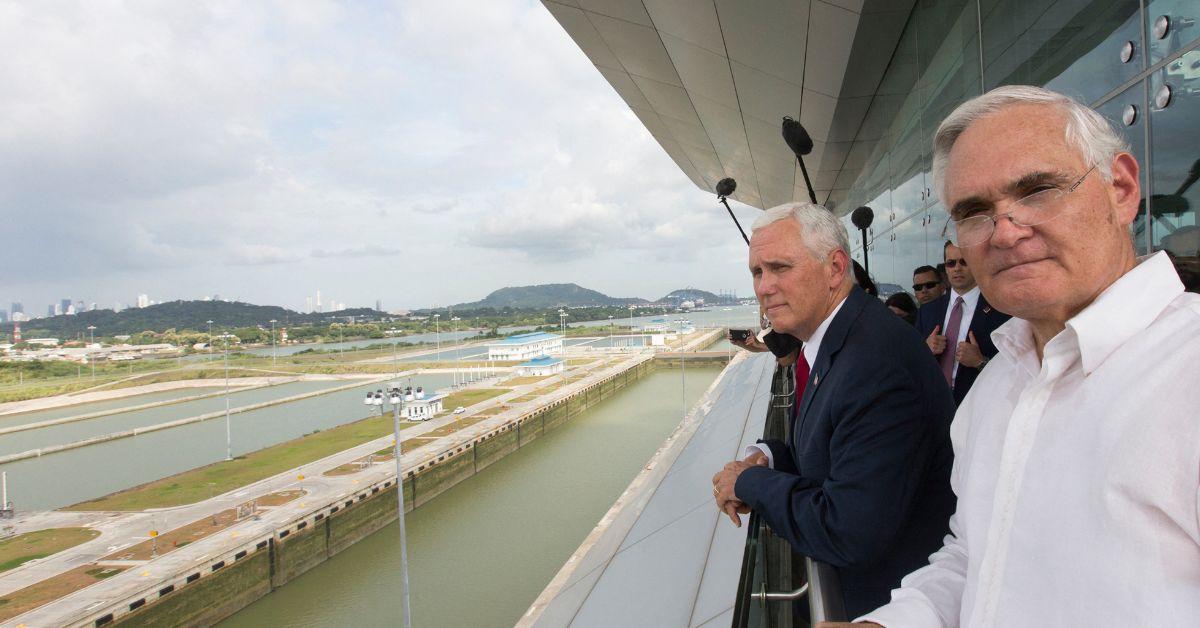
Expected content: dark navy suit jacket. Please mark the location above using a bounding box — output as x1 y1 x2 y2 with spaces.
735 287 956 618
915 291 1011 405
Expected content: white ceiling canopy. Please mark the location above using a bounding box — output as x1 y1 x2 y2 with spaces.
543 0 915 213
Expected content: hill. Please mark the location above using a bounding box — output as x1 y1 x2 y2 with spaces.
2 301 386 338
450 283 648 310
657 288 721 304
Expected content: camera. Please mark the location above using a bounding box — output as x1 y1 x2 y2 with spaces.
729 329 752 342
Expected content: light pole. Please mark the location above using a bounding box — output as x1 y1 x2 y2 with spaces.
607 316 613 346
628 304 636 347
678 318 686 421
558 309 567 336
222 331 232 461
363 386 412 628
269 319 277 366
206 320 214 362
451 316 461 388
86 325 96 380
433 314 441 360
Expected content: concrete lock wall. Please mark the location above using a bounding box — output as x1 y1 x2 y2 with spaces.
112 359 663 627
271 521 329 587
114 548 272 627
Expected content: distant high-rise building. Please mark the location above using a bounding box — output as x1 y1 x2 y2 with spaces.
49 304 58 317
0 309 8 323
316 290 323 313
10 302 22 316
60 298 71 313
66 303 77 315
375 299 382 312
137 294 150 308
305 296 313 313
113 301 123 313
89 302 97 311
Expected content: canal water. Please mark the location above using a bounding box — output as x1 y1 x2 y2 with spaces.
0 374 458 511
0 380 348 455
220 367 722 628
242 305 758 357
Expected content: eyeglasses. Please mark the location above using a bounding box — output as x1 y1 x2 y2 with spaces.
913 281 941 291
943 164 1097 247
945 258 967 268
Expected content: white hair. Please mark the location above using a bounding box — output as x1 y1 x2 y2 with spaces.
932 85 1129 204
751 202 850 261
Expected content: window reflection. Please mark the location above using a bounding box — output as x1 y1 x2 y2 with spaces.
1149 71 1200 291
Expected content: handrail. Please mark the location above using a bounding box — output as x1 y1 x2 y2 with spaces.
805 558 847 623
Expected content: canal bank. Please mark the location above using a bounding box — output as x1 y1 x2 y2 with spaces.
9 351 722 626
219 367 724 627
94 356 670 626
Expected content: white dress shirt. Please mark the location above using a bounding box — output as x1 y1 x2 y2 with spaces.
942 285 980 380
745 296 847 467
860 252 1200 627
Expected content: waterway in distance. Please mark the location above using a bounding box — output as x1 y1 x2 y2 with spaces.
1 373 457 511
221 367 722 627
241 304 759 357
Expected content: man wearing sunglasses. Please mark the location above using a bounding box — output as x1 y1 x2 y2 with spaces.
915 242 1010 405
911 265 945 305
828 86 1200 628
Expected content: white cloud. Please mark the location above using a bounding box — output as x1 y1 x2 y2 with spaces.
0 0 757 311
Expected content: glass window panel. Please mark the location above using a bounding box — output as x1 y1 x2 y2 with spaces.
1148 71 1200 290
983 0 1143 103
1146 0 1200 65
1094 81 1150 254
917 0 984 183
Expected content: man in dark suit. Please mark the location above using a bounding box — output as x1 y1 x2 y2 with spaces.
711 202 956 618
916 241 1011 405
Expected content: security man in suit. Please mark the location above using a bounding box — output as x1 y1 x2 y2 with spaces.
712 202 956 618
916 241 1011 405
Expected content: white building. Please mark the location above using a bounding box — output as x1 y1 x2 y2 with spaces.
401 387 446 421
514 356 565 377
487 332 563 361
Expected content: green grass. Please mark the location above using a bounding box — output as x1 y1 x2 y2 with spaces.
85 567 122 579
0 528 100 573
66 413 422 511
440 388 509 410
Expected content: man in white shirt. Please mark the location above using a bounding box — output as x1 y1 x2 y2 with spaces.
825 85 1200 627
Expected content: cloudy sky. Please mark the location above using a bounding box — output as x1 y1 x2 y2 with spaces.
1 0 760 314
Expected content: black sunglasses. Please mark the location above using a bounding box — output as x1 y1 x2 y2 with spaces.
913 281 941 291
945 258 968 268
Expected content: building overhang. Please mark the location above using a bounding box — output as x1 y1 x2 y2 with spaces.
542 0 915 213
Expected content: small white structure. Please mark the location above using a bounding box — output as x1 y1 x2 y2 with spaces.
514 355 565 377
402 386 446 421
487 332 563 361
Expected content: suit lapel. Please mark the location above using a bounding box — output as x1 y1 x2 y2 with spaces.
795 288 868 441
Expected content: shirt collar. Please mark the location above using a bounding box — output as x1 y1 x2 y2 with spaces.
992 251 1183 376
950 285 980 311
802 295 848 367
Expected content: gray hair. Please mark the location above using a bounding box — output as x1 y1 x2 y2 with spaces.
932 85 1129 204
751 202 850 261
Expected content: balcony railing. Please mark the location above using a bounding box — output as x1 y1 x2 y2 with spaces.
732 362 847 628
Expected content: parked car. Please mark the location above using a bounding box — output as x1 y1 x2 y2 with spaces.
453 406 466 414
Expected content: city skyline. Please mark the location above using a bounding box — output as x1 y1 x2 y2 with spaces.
0 2 758 316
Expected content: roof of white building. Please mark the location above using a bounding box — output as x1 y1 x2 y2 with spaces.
518 356 564 367
490 332 562 346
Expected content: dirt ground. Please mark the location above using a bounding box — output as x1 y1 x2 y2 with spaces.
0 563 126 622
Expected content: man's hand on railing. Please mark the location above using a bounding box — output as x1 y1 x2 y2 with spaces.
712 455 768 527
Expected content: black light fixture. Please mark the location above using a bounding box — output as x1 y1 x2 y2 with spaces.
715 177 749 244
782 116 817 204
851 206 875 277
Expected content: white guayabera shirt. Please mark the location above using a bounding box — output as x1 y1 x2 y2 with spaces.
861 252 1200 627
